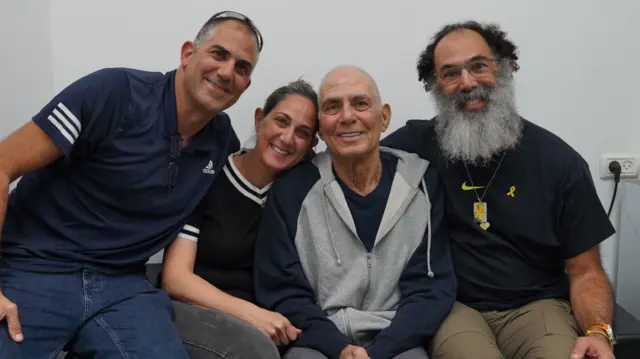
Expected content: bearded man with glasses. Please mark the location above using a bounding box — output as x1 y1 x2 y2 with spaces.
382 21 616 359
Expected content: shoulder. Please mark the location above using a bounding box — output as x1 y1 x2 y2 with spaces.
520 119 590 179
210 111 239 149
73 67 140 92
53 68 133 104
211 111 234 132
381 118 438 161
271 160 321 196
55 68 174 113
384 118 437 141
118 68 173 99
267 160 321 213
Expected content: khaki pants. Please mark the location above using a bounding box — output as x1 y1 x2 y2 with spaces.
430 299 581 359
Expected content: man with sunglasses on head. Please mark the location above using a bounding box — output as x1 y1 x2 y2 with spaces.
382 21 616 359
0 10 263 358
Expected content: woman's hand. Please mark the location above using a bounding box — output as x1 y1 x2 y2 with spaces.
240 306 302 346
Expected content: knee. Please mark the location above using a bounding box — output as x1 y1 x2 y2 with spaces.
235 326 279 359
430 331 503 359
522 334 577 359
184 331 279 359
173 302 279 359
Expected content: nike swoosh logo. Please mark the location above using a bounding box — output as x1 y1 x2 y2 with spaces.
461 182 485 191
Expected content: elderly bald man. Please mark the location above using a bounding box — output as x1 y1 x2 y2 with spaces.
253 66 457 359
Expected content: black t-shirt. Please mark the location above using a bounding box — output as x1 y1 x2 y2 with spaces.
381 118 615 310
334 151 398 251
178 150 270 303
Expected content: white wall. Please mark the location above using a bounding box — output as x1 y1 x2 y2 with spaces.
3 1 639 279
0 0 54 191
0 0 54 147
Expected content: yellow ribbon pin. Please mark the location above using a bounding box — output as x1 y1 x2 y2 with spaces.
507 186 516 197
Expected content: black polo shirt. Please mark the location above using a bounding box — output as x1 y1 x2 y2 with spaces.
1 68 239 274
381 118 615 310
178 150 269 302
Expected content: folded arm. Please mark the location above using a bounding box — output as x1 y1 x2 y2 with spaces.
254 179 350 358
367 167 457 359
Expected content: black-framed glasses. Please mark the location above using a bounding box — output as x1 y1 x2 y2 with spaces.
210 10 264 52
438 57 498 86
168 133 182 188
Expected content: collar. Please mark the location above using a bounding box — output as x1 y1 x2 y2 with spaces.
163 70 178 139
162 69 219 153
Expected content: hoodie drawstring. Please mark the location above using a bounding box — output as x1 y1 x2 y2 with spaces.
322 177 431 272
421 178 434 278
322 193 342 266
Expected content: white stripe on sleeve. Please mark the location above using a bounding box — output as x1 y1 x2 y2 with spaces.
46 102 82 145
179 233 198 242
51 108 79 138
183 224 200 234
47 115 75 145
57 102 82 132
179 224 200 242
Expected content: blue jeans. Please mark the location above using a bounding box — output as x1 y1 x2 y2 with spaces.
0 266 189 359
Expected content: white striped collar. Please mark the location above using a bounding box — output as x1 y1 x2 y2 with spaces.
224 149 272 206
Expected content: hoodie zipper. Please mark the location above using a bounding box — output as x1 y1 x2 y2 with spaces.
358 252 372 310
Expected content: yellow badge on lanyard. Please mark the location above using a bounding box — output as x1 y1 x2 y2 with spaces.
474 201 488 223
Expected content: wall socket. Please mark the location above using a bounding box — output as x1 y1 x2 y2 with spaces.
600 153 640 180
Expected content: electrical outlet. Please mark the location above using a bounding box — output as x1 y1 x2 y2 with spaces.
600 153 640 180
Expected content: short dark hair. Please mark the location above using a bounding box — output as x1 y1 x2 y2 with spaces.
416 21 520 92
194 11 263 54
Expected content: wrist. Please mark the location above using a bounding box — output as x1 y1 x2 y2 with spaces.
233 301 260 320
585 326 614 350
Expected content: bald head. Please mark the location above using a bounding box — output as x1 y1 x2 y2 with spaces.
316 65 391 160
319 65 381 104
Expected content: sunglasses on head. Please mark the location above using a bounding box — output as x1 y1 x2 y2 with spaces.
209 10 264 52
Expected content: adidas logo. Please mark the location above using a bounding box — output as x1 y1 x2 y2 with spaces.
202 160 215 175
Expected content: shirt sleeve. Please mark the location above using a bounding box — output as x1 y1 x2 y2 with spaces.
31 68 130 158
560 160 616 259
178 195 207 243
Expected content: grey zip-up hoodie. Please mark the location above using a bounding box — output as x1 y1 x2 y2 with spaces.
254 147 456 359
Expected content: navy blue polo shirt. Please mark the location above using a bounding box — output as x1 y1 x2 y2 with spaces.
1 67 239 274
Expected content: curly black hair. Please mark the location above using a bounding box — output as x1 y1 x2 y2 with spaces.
416 21 520 92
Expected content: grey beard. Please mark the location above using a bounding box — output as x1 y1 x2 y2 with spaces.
432 61 523 167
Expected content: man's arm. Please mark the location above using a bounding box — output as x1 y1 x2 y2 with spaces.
0 68 130 249
0 123 63 245
254 176 350 358
566 246 613 331
367 166 457 359
558 159 616 355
